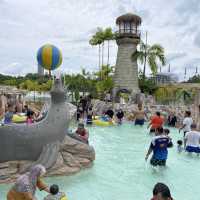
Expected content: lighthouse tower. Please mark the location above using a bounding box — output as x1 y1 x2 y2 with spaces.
113 13 142 101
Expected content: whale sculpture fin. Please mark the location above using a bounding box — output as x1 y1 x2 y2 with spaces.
19 141 60 173
34 141 60 169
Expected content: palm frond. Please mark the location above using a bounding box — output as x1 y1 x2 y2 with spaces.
149 44 164 53
131 51 144 64
148 54 157 75
157 53 166 66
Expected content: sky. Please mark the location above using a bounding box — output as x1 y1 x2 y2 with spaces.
0 0 200 80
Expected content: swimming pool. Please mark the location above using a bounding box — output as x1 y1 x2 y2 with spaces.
1 123 200 200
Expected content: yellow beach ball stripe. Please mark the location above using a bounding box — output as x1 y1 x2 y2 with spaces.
42 44 53 70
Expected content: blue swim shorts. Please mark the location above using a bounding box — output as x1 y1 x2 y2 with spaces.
186 146 200 153
135 119 145 126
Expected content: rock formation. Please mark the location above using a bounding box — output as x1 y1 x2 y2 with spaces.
0 136 95 184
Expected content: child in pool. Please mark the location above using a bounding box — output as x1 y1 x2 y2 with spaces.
164 128 173 147
26 110 34 124
44 184 68 200
177 140 184 153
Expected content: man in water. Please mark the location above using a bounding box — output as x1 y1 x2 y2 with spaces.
179 111 193 136
133 104 147 126
167 112 177 127
147 111 164 133
116 109 124 124
79 96 87 117
145 127 173 166
184 123 200 154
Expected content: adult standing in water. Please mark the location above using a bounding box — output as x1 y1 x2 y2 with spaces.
79 96 87 117
179 111 193 137
184 123 200 154
133 104 147 126
147 111 164 133
167 112 177 127
145 127 173 166
7 164 49 200
116 109 124 124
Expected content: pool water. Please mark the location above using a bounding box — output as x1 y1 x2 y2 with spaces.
1 123 200 200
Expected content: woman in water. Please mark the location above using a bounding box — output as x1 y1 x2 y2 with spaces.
7 164 49 200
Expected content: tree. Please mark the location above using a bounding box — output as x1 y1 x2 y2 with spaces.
104 27 114 66
176 89 193 105
132 41 166 79
187 75 200 83
89 28 104 78
154 87 175 104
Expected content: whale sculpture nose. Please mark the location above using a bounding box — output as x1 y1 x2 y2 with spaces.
51 77 66 103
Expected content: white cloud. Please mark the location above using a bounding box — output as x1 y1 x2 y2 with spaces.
0 0 199 81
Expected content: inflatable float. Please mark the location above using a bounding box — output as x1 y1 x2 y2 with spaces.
12 114 27 123
93 116 115 126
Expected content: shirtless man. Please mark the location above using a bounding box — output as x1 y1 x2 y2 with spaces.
133 104 147 126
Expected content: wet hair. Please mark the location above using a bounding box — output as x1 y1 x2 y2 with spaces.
156 111 161 116
7 104 12 108
153 182 172 199
27 110 34 117
191 123 197 129
177 140 183 145
50 184 59 195
164 129 170 135
185 111 191 117
78 122 84 128
156 127 163 134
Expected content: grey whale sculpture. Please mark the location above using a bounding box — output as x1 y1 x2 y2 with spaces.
0 78 73 163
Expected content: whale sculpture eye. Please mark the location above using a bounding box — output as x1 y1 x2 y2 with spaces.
57 109 60 112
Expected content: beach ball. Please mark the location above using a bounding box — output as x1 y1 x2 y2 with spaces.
37 44 62 71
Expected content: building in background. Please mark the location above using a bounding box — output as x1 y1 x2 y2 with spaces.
154 72 178 85
38 64 44 76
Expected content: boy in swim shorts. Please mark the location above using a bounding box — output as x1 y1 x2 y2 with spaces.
145 127 173 166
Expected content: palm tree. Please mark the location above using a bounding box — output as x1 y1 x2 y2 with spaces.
89 28 104 79
104 27 114 66
132 41 166 79
176 89 192 104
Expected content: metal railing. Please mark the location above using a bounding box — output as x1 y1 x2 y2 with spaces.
116 29 141 38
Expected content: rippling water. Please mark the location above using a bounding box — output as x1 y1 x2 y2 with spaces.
1 123 200 200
